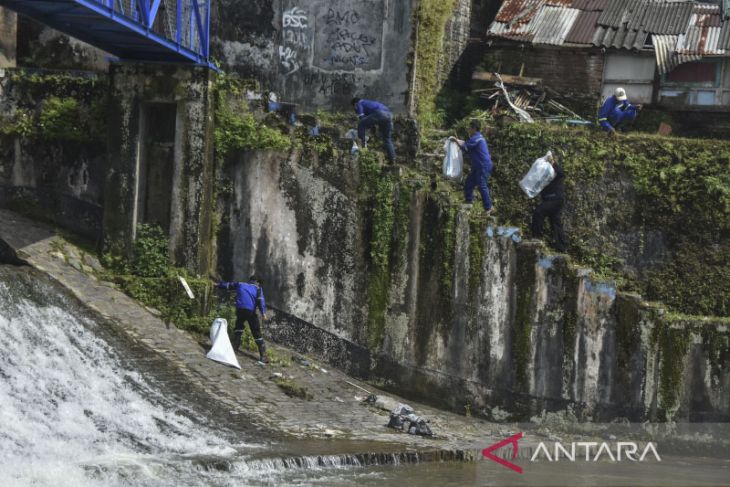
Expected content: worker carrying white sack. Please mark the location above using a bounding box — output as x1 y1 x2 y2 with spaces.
442 138 463 180
519 151 555 199
521 151 568 253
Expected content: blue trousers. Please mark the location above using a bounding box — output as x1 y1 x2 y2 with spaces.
464 165 493 210
358 110 396 163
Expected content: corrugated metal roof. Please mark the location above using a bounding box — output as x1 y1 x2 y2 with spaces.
653 34 678 75
532 6 580 45
596 0 694 34
487 20 534 40
596 0 635 28
487 0 730 64
495 0 546 24
641 2 694 34
720 21 730 49
565 10 602 44
691 5 722 28
678 26 726 55
593 26 649 50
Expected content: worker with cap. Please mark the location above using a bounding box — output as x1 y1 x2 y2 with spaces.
217 275 269 364
598 87 641 135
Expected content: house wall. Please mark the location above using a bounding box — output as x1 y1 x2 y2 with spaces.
601 53 656 104
481 44 605 96
659 59 730 107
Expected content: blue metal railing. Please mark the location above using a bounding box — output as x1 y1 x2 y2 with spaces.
88 0 211 60
0 0 212 65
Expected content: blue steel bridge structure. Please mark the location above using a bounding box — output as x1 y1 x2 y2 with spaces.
0 0 212 66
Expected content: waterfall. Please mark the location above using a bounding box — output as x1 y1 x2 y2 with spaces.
0 266 409 486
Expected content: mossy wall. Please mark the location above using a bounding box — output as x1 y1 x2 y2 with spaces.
219 117 729 421
0 69 107 240
486 124 730 317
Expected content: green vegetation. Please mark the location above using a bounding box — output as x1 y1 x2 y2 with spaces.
481 121 730 316
274 377 312 400
1 71 106 143
213 74 291 162
38 97 85 142
513 251 536 390
651 321 690 417
413 0 457 127
100 224 224 335
359 150 397 348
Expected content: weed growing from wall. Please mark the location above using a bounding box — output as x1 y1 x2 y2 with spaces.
213 74 291 161
413 0 457 127
359 150 396 348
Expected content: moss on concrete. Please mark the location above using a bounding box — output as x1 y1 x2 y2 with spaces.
413 0 456 126
213 74 291 161
1 71 107 143
468 219 484 298
485 122 730 317
654 322 690 417
513 248 536 390
359 151 397 348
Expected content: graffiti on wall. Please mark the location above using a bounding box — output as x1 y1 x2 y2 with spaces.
279 6 310 75
314 0 384 71
278 0 385 76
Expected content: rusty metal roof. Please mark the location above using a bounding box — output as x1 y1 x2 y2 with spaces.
532 6 580 45
495 0 549 24
487 0 730 63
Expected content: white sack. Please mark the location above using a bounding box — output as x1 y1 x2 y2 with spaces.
206 318 241 369
442 139 463 180
519 151 556 199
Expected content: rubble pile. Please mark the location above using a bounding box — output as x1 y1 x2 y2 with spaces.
472 72 591 125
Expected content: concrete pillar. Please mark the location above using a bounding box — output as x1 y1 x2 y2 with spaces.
104 63 215 276
0 7 17 68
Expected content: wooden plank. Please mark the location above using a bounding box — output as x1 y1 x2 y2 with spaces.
472 71 543 87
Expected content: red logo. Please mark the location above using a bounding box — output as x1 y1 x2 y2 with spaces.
482 432 524 474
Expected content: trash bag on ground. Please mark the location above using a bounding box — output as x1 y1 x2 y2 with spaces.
442 139 463 181
387 404 432 436
206 318 241 369
519 151 555 199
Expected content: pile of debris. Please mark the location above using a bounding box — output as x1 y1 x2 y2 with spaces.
472 72 591 125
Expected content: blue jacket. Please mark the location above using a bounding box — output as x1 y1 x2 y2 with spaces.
598 96 638 131
463 132 493 173
217 281 266 314
355 99 390 118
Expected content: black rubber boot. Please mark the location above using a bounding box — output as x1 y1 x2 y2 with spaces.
256 339 269 363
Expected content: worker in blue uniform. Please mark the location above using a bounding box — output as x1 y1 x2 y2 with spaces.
217 275 269 363
351 97 396 164
598 87 641 135
451 120 494 214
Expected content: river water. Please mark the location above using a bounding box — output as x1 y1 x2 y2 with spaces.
1 264 728 487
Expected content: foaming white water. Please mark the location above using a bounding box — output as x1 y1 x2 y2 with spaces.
0 275 254 486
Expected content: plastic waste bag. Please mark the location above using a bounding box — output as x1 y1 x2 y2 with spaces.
206 318 241 369
519 151 555 199
442 139 463 180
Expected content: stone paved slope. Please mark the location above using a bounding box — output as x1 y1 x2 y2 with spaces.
0 209 508 455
